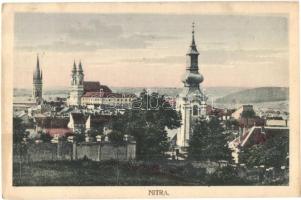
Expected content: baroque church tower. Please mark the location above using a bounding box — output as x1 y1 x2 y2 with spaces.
68 61 84 106
33 56 43 103
176 23 207 150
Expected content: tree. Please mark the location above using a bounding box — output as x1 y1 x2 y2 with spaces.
73 134 85 143
39 132 52 142
188 117 232 162
13 117 28 144
109 130 125 146
111 91 181 160
239 133 289 168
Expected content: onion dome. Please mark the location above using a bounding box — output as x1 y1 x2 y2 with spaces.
182 72 204 87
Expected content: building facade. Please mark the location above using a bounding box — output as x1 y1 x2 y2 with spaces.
33 56 43 103
176 24 207 150
67 61 135 108
68 61 85 106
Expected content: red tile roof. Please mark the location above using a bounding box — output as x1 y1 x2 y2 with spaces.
35 117 69 128
83 81 112 93
45 128 73 137
83 81 101 92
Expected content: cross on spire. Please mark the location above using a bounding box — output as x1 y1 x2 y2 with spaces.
191 22 196 46
192 22 195 34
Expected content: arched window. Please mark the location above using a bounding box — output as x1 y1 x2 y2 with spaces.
193 105 198 116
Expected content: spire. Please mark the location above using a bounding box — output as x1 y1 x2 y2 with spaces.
34 54 42 80
78 60 83 73
72 60 77 74
191 22 196 46
40 70 43 80
187 22 199 55
182 22 203 87
36 54 40 73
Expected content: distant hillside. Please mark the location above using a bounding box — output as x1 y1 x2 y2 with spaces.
14 86 247 100
112 87 247 98
215 87 289 104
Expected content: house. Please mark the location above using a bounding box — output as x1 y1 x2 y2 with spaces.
68 112 113 134
265 117 288 127
229 125 289 163
68 112 86 134
35 116 71 138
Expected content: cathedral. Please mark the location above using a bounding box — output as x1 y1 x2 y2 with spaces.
67 61 134 107
32 56 43 104
68 61 85 106
176 23 207 150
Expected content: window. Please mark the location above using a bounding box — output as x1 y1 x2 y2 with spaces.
193 105 198 116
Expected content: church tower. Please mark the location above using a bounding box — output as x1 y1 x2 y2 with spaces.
32 55 43 103
68 60 84 106
176 23 207 150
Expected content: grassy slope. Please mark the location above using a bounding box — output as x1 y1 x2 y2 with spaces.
13 160 199 186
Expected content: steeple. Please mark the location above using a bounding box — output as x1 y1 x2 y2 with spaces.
78 60 83 74
37 55 40 70
32 55 43 102
72 60 77 74
187 22 199 56
77 60 84 85
176 23 207 150
33 55 42 81
182 22 203 88
191 22 196 46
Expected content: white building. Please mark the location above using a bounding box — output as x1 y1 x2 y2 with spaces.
176 23 207 151
68 61 84 106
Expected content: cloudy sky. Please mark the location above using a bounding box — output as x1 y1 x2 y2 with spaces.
14 13 288 89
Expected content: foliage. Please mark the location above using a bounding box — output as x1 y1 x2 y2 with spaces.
87 128 103 140
239 134 289 168
225 119 240 130
111 91 181 160
109 130 125 146
39 131 53 142
13 117 28 143
73 134 85 143
188 117 232 162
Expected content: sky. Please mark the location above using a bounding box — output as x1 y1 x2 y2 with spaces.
14 13 289 89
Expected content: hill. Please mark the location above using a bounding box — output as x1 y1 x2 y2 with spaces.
215 87 289 104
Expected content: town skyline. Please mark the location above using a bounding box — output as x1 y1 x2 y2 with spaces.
14 13 289 89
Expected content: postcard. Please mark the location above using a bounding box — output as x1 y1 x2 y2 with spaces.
2 2 300 199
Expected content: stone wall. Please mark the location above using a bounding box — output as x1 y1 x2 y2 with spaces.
27 143 57 162
13 141 136 163
74 142 136 161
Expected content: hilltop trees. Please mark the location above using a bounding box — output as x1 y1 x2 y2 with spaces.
111 90 181 160
188 117 232 162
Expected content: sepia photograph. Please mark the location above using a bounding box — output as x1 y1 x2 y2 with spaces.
2 2 300 198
